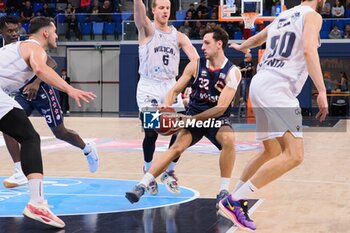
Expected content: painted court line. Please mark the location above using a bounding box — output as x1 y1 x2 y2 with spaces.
33 171 350 186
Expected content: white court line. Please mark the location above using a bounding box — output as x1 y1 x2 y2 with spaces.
3 170 350 185
226 227 237 233
333 119 347 129
24 171 350 186
1 190 200 217
40 193 196 199
247 199 265 216
0 177 201 217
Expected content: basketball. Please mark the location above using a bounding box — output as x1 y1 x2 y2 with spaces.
154 107 179 136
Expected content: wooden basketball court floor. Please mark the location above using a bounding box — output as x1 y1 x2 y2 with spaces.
0 116 349 233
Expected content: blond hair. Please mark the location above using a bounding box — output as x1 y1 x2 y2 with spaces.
152 0 171 8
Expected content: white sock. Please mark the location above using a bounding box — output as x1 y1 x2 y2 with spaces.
220 177 231 191
139 172 155 187
14 162 22 171
231 180 258 200
83 143 91 155
28 179 44 204
166 162 176 173
144 162 152 172
233 180 245 192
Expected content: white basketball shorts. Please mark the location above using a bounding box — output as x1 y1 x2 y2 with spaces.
249 73 303 141
136 77 185 112
0 89 22 120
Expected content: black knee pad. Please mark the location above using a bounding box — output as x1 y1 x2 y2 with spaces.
0 108 43 175
144 128 158 141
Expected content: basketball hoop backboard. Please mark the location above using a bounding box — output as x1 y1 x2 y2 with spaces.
219 0 286 24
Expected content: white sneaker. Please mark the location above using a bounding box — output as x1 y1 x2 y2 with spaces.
23 200 65 228
85 142 99 173
160 170 180 194
3 168 28 188
143 166 158 195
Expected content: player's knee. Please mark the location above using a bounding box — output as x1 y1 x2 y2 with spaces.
169 144 186 157
20 130 42 176
20 128 40 145
292 151 304 166
286 150 304 167
219 134 235 150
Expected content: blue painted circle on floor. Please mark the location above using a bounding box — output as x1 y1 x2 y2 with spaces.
0 177 199 217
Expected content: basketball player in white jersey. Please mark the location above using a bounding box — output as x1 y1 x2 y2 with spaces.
0 16 95 228
218 0 328 231
0 16 99 189
134 0 199 195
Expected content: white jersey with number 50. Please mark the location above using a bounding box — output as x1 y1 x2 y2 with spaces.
257 5 316 97
138 24 180 81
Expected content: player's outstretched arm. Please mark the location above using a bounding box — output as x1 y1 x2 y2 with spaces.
303 12 328 122
193 67 241 121
162 59 198 108
26 44 96 107
134 0 153 42
23 54 58 101
229 26 269 53
178 32 199 61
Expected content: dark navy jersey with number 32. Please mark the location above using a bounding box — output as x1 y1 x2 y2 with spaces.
188 58 235 117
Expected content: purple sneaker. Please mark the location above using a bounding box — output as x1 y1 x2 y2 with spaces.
218 195 256 232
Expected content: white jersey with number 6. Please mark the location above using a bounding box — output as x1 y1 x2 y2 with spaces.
138 24 180 82
137 24 184 111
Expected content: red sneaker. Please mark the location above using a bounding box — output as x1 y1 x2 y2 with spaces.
23 201 65 228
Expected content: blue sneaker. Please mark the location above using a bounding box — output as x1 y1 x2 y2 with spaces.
85 142 99 173
218 195 256 232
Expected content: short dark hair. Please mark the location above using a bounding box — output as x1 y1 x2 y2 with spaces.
202 26 229 49
28 16 55 34
0 16 20 30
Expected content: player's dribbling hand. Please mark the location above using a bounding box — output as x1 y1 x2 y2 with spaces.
315 92 328 122
68 88 96 107
229 43 251 54
23 81 40 101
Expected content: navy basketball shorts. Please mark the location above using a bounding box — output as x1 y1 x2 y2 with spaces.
15 83 63 128
186 117 232 151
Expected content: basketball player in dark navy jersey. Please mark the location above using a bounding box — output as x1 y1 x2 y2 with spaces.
126 26 242 206
187 58 234 118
